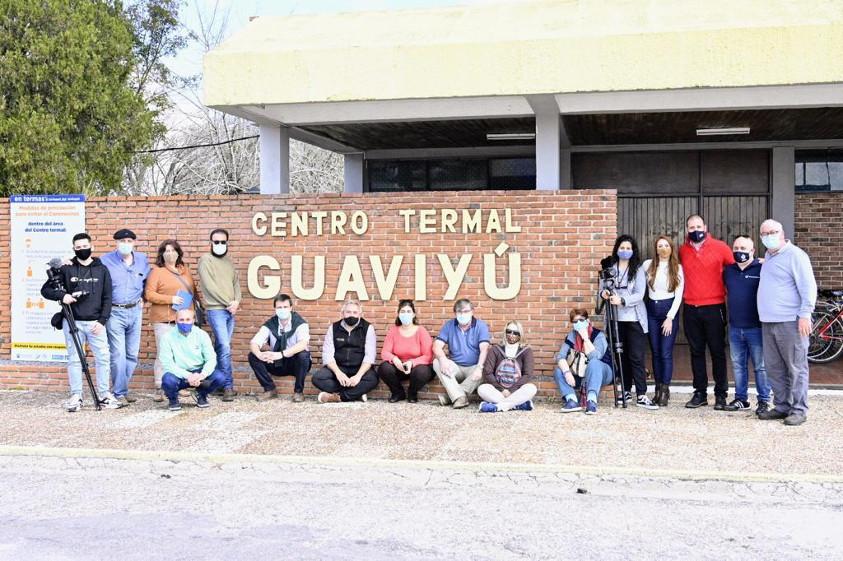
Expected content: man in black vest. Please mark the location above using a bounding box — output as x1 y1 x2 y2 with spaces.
312 298 379 403
248 294 312 402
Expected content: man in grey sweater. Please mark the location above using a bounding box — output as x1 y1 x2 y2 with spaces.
756 219 817 426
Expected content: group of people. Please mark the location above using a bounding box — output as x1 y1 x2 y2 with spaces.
41 213 817 426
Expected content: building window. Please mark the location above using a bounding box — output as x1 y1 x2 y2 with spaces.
795 150 843 192
367 158 535 192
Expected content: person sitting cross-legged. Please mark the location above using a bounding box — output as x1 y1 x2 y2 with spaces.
477 320 536 413
160 307 226 411
553 308 615 415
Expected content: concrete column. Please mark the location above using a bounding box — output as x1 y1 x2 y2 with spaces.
771 146 796 236
534 111 561 190
344 153 364 193
259 124 290 194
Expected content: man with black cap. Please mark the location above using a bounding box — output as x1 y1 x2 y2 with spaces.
101 228 150 405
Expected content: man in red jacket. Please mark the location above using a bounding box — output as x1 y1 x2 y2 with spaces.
678 214 735 410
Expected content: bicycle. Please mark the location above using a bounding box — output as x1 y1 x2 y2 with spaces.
808 289 843 364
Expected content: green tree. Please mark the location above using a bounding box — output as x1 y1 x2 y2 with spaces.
0 0 158 195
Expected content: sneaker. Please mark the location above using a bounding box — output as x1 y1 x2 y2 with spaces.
100 393 125 409
755 401 770 415
452 396 469 409
116 395 130 407
222 388 236 402
784 413 807 426
724 399 751 412
561 399 582 413
713 396 727 411
437 394 452 406
585 401 598 415
757 408 788 420
636 394 659 410
194 393 210 408
317 392 341 403
64 393 83 412
478 401 498 413
615 391 632 406
361 394 368 403
124 394 138 403
168 400 182 411
512 400 533 412
292 392 304 403
256 389 278 402
152 389 165 403
684 392 708 408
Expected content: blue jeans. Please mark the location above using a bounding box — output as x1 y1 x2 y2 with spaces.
106 305 143 397
206 309 235 389
62 320 111 396
646 298 679 384
553 360 614 402
729 326 770 402
161 370 227 403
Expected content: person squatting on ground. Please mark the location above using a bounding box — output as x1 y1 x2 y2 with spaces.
554 308 614 415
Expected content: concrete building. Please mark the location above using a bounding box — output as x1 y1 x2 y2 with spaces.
204 0 843 248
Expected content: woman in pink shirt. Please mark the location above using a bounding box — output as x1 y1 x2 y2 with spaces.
377 299 435 403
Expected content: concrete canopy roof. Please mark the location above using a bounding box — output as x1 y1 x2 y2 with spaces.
204 0 843 109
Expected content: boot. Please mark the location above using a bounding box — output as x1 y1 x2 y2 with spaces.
659 384 670 407
653 383 663 405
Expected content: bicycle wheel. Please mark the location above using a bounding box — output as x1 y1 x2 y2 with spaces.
808 310 843 363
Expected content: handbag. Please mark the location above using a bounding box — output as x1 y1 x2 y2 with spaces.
565 336 589 378
169 268 205 327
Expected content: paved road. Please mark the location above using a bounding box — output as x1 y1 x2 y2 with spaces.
1 453 841 561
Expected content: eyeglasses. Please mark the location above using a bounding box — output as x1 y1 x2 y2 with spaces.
760 230 781 236
212 240 227 245
505 329 520 336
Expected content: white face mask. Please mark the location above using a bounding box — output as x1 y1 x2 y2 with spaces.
761 235 781 251
212 242 227 256
117 242 133 256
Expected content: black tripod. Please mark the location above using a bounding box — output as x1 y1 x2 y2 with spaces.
597 273 628 408
61 301 102 411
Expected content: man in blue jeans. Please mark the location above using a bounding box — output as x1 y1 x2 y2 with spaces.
101 228 149 405
160 308 226 411
723 235 770 414
554 308 614 415
198 228 241 401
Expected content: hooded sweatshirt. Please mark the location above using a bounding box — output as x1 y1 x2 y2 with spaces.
41 257 112 324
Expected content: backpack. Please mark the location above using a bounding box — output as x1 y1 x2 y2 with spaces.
494 345 526 388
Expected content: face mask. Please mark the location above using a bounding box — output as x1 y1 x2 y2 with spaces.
344 316 360 327
275 308 291 321
177 322 192 334
617 249 633 261
657 246 671 258
456 313 472 326
573 320 589 332
733 251 751 264
74 248 92 261
117 242 133 256
398 312 414 326
163 252 178 264
212 243 227 256
761 235 781 250
688 230 706 243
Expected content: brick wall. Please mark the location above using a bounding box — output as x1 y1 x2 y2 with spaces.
0 190 616 399
795 192 843 290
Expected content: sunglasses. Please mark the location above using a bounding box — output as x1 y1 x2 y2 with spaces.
505 329 520 336
212 240 227 245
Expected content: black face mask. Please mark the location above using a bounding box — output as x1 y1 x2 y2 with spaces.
733 251 751 264
688 231 706 243
74 248 92 261
344 316 360 327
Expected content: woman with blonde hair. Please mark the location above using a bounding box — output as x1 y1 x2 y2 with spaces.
643 235 684 406
478 320 536 412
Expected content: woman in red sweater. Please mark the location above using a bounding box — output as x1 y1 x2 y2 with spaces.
377 299 435 403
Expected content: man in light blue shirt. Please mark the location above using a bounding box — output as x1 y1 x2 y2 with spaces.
160 308 226 411
432 298 491 409
101 229 150 404
756 219 817 426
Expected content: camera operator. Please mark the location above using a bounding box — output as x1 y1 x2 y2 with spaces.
600 235 659 410
41 232 124 412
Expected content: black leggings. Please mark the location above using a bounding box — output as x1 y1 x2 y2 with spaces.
618 321 648 395
377 362 435 399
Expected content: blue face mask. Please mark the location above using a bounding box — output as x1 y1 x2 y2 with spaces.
733 251 751 263
573 320 589 332
117 242 133 256
398 312 414 326
617 249 633 261
761 235 781 250
275 308 291 321
176 322 192 334
456 313 472 326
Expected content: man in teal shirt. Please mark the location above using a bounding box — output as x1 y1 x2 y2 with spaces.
160 308 226 411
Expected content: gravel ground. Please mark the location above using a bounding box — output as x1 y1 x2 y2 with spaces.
1 389 841 478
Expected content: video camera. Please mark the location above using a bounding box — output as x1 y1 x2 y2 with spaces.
599 255 618 291
46 258 89 300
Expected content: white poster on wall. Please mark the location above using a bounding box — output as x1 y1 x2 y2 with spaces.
10 194 86 362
